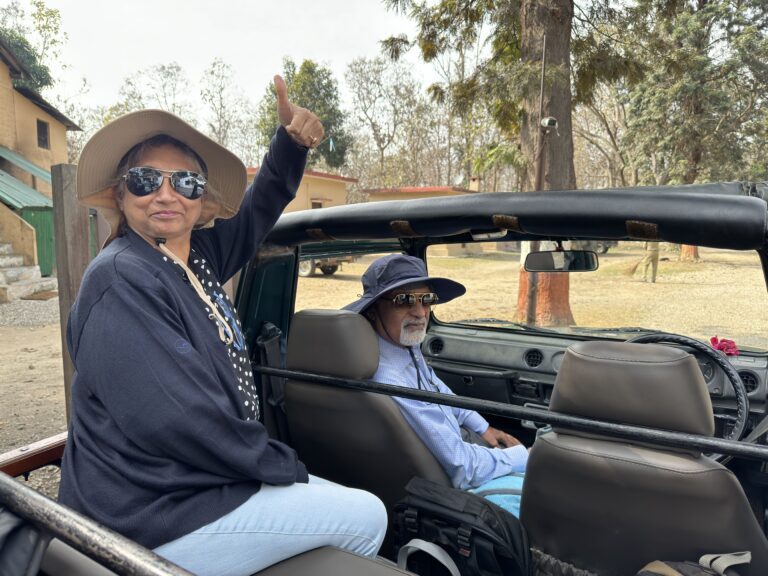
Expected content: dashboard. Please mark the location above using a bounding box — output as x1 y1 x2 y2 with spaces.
423 325 768 420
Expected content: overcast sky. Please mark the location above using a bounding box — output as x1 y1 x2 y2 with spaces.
37 0 432 110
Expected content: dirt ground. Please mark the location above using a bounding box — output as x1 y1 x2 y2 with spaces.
0 325 67 452
0 324 67 496
2 245 767 498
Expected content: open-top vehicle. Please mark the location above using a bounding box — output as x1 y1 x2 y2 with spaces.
3 181 768 575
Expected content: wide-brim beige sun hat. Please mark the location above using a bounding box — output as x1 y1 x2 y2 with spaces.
76 109 246 242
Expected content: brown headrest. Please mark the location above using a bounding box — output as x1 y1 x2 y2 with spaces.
286 309 379 379
551 341 714 436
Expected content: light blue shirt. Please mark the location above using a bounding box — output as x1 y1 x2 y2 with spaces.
373 336 528 490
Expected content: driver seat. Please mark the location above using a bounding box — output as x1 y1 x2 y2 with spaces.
520 341 768 576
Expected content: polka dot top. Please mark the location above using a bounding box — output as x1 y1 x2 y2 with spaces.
162 249 260 421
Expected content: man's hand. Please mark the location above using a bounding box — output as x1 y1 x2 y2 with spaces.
274 75 324 149
481 426 522 448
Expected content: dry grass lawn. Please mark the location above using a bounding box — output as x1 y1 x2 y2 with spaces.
297 245 768 350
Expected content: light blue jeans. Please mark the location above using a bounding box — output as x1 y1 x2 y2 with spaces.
154 475 387 576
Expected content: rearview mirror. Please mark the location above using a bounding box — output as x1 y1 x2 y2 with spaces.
524 250 599 272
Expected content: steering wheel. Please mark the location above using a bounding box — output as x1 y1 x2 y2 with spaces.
626 332 749 442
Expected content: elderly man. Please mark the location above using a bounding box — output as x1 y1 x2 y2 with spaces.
344 254 527 512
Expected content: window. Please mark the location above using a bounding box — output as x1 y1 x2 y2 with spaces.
37 120 50 149
295 249 402 311
311 201 323 209
426 241 768 352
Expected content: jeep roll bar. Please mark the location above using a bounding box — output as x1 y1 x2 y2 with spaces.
0 471 192 576
254 365 768 462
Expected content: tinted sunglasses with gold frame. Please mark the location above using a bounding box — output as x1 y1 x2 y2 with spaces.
390 292 439 306
122 167 207 200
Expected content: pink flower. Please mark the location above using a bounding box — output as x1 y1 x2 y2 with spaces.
710 336 739 356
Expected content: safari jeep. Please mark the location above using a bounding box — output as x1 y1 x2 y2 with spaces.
3 181 768 575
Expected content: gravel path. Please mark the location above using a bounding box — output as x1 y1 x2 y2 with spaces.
0 297 61 327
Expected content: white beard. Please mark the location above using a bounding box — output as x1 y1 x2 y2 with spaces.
399 319 427 347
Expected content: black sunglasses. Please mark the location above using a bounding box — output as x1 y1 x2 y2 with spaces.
390 292 439 306
122 167 207 200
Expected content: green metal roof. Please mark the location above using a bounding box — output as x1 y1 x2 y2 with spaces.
0 169 53 209
0 145 52 184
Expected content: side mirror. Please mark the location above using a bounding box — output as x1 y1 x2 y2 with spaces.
524 250 599 272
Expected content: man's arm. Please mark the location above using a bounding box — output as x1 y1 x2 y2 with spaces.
428 363 523 447
390 394 527 489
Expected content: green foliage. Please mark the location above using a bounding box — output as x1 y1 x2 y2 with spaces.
473 141 525 177
380 0 645 194
0 27 52 91
620 0 768 184
28 0 67 66
0 0 66 93
571 35 646 105
256 58 349 168
383 1 642 130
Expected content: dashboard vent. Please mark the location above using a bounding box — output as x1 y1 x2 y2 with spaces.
524 349 544 368
739 371 759 394
428 338 444 355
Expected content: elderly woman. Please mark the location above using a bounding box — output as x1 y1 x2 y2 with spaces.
58 77 386 576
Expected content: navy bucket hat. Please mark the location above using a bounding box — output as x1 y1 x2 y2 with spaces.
344 254 466 314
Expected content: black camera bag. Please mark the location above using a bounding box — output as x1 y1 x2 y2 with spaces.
393 477 531 576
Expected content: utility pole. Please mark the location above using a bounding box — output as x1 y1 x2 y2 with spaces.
525 35 548 325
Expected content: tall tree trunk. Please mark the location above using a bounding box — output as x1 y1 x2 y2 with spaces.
680 92 703 262
516 0 577 326
516 270 574 326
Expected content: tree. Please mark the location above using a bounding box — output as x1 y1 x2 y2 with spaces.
346 57 419 180
27 0 66 69
229 99 264 168
200 58 238 147
198 58 266 166
345 55 517 191
0 1 25 30
0 1 60 92
0 26 51 90
112 62 195 122
383 0 596 325
256 58 349 168
620 0 768 261
0 0 69 92
51 79 108 162
572 85 635 188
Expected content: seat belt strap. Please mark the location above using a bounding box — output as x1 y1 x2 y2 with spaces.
255 322 290 442
258 324 286 408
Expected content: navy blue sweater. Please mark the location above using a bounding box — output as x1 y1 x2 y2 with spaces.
59 128 309 549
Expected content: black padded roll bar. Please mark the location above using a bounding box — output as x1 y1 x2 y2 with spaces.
256 365 768 462
0 472 192 576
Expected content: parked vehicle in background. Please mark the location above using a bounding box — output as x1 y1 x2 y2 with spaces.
571 239 618 254
298 255 354 276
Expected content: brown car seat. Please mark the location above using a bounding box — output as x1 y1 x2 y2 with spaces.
520 341 768 576
284 309 451 515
